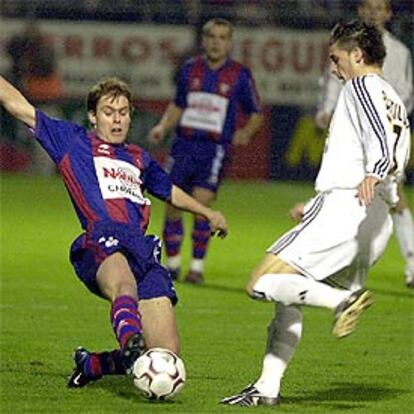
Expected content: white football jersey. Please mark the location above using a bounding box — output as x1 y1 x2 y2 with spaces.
315 74 411 193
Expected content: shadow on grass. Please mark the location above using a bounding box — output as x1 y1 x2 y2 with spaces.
284 382 407 410
90 376 185 407
91 376 139 399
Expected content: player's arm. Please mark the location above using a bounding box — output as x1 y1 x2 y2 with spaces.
148 103 183 144
170 185 228 238
0 76 36 128
233 68 263 145
349 78 390 207
397 49 413 113
233 112 263 146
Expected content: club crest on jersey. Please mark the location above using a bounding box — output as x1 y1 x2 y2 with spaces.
219 83 230 95
97 144 111 155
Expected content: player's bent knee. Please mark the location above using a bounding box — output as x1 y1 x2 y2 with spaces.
246 256 294 298
247 274 275 301
101 282 138 301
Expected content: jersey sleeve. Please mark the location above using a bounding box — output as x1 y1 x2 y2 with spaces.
31 109 83 164
347 76 392 180
142 153 173 201
394 47 413 114
173 62 190 109
237 67 261 114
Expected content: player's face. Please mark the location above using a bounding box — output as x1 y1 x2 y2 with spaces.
358 0 391 30
89 94 131 144
203 24 232 66
329 43 360 81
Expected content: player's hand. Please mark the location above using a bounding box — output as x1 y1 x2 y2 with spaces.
314 111 330 130
148 124 165 145
208 210 228 238
289 202 305 221
233 129 251 146
357 176 380 207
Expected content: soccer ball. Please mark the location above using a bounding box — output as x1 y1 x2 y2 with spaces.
132 347 186 400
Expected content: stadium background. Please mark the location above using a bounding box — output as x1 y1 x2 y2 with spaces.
1 0 413 182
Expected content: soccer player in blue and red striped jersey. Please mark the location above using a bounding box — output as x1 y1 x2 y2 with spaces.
149 18 262 284
0 75 228 387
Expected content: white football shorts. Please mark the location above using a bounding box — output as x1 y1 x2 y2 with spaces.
267 189 393 290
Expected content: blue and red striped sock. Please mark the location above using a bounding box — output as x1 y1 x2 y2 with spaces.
84 350 125 378
192 218 211 259
111 295 142 350
163 218 184 258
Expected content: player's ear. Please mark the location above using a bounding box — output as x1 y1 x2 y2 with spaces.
352 47 364 64
201 35 207 50
385 4 392 22
88 111 97 128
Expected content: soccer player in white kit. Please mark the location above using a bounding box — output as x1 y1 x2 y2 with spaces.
221 20 411 407
315 0 414 288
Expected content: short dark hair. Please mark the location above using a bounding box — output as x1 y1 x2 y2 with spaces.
87 76 132 113
329 20 386 66
202 18 234 38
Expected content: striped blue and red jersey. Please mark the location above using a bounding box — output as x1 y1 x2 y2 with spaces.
32 109 172 232
174 55 261 145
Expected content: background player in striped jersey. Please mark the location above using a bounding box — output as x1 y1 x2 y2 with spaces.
148 18 263 284
315 0 414 288
0 75 228 387
222 20 411 407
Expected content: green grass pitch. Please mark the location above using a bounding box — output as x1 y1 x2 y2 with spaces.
1 175 413 413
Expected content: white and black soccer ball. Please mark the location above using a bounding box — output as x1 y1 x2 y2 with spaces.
132 347 186 400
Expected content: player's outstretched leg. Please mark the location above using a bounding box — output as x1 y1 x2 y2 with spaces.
332 289 373 338
67 346 129 388
220 384 281 407
67 347 97 388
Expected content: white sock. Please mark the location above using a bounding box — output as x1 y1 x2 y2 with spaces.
255 304 303 397
392 208 414 260
167 255 181 270
253 273 350 310
190 258 204 273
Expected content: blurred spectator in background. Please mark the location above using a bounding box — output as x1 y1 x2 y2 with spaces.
315 0 414 288
6 21 62 102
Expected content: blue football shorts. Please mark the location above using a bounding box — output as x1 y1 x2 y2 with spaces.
70 221 177 304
